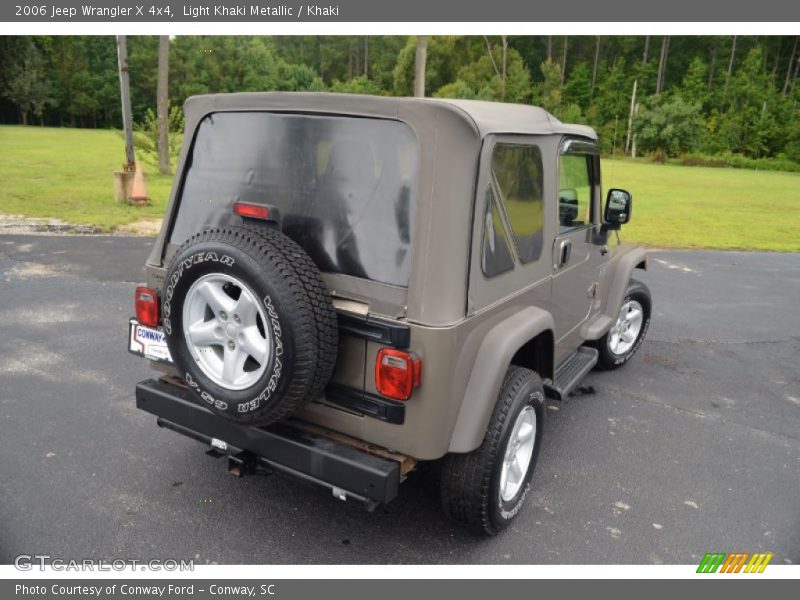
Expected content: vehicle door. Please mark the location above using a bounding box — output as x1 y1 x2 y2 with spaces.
550 139 603 362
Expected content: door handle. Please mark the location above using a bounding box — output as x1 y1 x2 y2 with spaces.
558 239 572 268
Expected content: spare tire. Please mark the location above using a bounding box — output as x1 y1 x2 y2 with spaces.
161 226 338 425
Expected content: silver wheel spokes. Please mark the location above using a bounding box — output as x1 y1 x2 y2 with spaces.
499 405 536 502
608 299 644 355
183 273 271 390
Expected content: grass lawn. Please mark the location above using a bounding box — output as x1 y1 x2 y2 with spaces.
1 125 798 251
603 158 800 253
0 125 173 231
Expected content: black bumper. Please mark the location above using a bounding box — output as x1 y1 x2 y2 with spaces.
135 379 401 507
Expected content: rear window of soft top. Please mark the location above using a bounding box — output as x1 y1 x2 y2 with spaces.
170 111 419 287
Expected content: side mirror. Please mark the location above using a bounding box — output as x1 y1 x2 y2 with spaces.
604 189 632 228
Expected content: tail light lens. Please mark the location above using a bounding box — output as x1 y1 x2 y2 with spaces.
233 201 271 220
375 348 422 401
135 286 160 327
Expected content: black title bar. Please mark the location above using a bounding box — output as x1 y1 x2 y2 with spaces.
3 0 800 22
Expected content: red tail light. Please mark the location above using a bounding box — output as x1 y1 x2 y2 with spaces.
135 286 160 327
375 348 422 401
233 202 271 220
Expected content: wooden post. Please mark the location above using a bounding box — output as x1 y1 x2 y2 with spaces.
116 35 135 171
414 36 428 98
114 35 148 205
157 35 170 175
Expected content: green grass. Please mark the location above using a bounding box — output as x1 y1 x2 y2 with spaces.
603 158 800 253
1 125 799 251
0 125 173 231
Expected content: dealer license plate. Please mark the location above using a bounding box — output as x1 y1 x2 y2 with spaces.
128 318 173 363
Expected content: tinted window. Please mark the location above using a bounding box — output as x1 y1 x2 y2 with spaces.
558 153 592 233
491 144 545 263
171 112 418 287
481 187 515 278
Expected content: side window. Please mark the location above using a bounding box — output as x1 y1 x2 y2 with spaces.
558 153 593 233
491 144 545 263
481 187 515 278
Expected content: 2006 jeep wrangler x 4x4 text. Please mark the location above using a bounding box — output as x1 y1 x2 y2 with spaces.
130 92 651 535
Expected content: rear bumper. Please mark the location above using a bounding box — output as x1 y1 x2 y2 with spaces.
135 378 402 508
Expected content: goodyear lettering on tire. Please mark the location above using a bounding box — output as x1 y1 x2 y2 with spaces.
163 251 235 335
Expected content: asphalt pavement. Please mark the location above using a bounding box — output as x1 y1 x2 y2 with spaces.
0 235 798 565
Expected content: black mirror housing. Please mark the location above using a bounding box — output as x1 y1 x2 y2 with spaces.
604 188 632 227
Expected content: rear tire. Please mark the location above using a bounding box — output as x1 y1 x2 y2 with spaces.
162 226 337 425
440 367 545 536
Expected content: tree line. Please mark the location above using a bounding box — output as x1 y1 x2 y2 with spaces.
1 35 799 166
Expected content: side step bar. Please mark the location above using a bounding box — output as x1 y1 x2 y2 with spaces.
544 346 599 400
135 378 401 509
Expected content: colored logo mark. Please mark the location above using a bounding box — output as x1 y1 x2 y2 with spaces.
697 552 773 573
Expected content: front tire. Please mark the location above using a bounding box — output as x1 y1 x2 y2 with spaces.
440 367 545 536
593 278 651 370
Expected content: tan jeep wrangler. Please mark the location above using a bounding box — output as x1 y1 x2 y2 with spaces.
130 92 650 535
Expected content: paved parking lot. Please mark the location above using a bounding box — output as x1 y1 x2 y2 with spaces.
0 234 798 564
